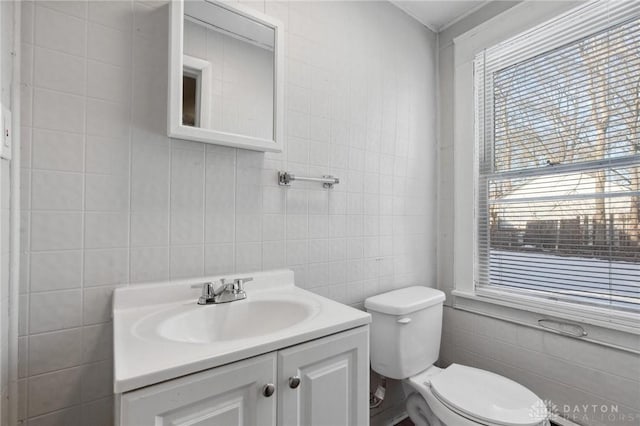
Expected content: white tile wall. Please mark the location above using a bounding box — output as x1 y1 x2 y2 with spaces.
1 162 11 426
439 307 640 425
437 3 640 425
20 0 437 423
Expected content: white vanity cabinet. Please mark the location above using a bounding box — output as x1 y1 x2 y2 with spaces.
118 326 369 426
278 327 369 426
119 352 277 426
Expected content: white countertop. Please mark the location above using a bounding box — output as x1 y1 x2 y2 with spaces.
113 269 371 393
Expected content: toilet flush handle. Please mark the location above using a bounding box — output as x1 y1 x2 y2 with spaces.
397 317 411 324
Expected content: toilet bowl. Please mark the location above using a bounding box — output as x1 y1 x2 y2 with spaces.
405 364 548 426
364 287 549 426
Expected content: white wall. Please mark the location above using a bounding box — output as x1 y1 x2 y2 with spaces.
19 1 437 423
0 160 9 426
437 3 640 425
0 0 15 423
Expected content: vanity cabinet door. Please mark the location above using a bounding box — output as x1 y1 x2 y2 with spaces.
120 352 277 426
277 326 369 426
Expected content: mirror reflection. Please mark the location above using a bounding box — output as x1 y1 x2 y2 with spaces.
182 0 275 140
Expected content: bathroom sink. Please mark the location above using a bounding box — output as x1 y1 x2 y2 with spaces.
156 299 316 343
113 269 371 393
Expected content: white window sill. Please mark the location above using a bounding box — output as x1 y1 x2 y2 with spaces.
451 289 640 355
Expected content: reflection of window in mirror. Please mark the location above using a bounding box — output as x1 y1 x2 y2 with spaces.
182 55 212 128
182 74 198 127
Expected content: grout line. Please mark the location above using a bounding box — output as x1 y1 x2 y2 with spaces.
25 394 114 423
31 84 131 106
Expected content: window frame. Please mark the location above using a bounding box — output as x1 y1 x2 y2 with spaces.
451 0 640 348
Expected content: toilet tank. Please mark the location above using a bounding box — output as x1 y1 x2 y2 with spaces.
364 286 446 380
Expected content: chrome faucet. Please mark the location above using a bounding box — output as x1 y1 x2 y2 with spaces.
191 277 252 305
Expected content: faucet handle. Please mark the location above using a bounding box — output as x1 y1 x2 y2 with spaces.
190 282 213 292
191 282 215 305
232 277 253 292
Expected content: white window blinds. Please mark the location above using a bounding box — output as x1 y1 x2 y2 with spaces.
475 1 640 313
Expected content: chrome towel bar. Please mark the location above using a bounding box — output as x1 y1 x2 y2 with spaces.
278 171 339 189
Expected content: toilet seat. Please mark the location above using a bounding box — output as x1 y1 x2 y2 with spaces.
428 364 546 426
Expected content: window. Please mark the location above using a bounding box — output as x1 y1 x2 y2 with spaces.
474 2 640 314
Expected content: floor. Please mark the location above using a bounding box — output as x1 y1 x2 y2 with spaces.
395 417 415 426
395 415 564 425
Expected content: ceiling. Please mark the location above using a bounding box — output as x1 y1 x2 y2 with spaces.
390 1 492 32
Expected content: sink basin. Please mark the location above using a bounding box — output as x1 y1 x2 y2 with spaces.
114 269 372 393
140 298 317 344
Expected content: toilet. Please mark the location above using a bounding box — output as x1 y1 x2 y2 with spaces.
365 287 549 426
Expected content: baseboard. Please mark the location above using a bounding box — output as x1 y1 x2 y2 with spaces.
386 412 409 426
370 405 408 426
381 412 580 426
551 416 581 426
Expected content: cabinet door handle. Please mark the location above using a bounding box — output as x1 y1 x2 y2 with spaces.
289 376 301 389
262 384 275 397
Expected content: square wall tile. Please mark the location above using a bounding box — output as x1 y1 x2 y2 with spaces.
83 286 116 325
81 396 114 426
38 2 87 20
31 171 83 211
87 60 131 104
131 141 170 211
34 5 86 57
31 212 83 251
27 406 82 426
81 360 113 402
28 367 82 417
86 99 130 139
30 250 82 292
82 323 113 364
262 241 285 269
88 22 132 67
205 210 235 244
85 135 130 175
130 247 169 283
84 212 128 249
32 129 84 172
85 174 129 212
33 89 85 134
170 210 204 245
29 289 82 334
262 214 284 241
131 211 169 247
84 249 128 287
33 46 85 95
28 328 83 375
236 214 262 242
170 246 204 279
205 244 234 276
235 242 262 272
88 1 133 32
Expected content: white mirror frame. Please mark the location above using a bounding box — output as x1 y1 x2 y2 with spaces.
168 0 284 152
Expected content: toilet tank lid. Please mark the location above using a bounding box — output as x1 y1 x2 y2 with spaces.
364 286 445 315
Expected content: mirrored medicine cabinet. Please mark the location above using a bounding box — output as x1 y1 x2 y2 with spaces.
168 0 284 152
